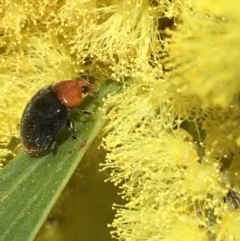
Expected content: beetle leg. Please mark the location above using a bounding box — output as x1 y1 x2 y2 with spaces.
71 107 93 115
67 119 78 140
50 140 57 153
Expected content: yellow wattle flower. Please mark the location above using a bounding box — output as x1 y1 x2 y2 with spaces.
1 0 240 240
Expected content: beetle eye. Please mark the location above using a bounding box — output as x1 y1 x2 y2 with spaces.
81 86 89 94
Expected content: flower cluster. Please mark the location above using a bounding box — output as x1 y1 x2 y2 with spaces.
1 0 240 240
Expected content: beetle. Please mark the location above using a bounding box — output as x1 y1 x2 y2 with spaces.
20 78 94 155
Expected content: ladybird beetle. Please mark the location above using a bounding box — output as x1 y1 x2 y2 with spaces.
20 79 94 155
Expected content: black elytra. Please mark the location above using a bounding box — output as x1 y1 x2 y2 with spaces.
20 86 69 155
20 79 94 155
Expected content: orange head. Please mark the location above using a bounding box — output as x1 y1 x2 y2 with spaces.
53 79 95 108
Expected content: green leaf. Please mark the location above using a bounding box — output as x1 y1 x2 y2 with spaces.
0 79 122 241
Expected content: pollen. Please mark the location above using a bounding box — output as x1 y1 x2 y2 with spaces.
1 0 240 240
